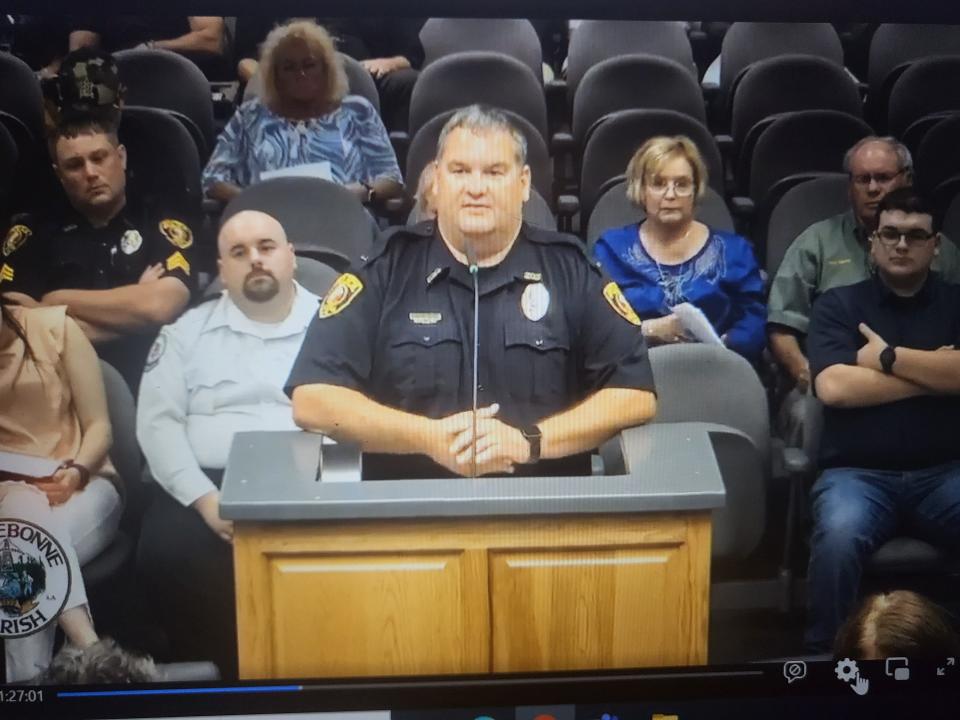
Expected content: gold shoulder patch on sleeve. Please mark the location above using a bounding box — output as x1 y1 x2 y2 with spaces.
165 251 191 275
0 263 14 283
3 224 32 257
319 273 364 318
158 219 194 249
603 281 641 326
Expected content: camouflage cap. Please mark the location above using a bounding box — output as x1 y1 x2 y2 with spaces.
42 48 124 128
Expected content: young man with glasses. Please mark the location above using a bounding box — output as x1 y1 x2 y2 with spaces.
803 187 960 652
767 136 960 394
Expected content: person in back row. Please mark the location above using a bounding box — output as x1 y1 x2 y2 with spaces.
768 136 960 393
202 19 403 208
286 105 657 480
136 210 320 679
805 188 960 652
593 136 765 362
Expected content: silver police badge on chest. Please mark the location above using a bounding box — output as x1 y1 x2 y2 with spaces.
521 282 550 322
120 229 143 255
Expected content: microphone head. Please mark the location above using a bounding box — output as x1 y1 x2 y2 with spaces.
463 238 480 275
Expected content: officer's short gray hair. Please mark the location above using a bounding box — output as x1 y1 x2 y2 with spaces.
843 136 913 175
436 105 528 166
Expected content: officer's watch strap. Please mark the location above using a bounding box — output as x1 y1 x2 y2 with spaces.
519 424 542 464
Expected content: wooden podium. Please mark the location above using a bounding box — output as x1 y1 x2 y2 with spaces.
221 425 724 680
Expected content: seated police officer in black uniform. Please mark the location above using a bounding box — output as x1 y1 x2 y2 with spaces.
286 106 657 478
1 53 196 390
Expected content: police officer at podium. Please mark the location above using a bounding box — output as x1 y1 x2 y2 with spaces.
286 105 657 479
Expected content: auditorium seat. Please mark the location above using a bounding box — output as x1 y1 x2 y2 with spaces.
784 396 960 599
0 51 45 140
564 21 697 107
646 343 805 612
119 106 204 218
420 19 543 82
405 108 553 207
737 110 871 264
764 173 849 278
407 52 548 143
586 179 733 245
115 49 216 161
866 24 960 129
82 361 142 593
242 52 381 115
578 109 723 230
729 55 862 194
916 115 960 203
887 56 960 153
571 55 707 151
221 177 378 267
942 190 960 244
716 23 844 130
0 51 52 215
0 122 16 223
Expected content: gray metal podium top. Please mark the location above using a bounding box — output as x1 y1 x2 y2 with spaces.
219 422 726 521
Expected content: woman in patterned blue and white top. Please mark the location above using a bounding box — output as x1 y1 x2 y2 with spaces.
202 20 403 206
593 136 766 362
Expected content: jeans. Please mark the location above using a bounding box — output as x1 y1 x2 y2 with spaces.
2 478 122 682
804 461 960 652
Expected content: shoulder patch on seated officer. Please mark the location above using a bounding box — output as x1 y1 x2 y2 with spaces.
0 263 14 284
603 281 641 326
158 219 193 249
165 251 191 275
319 273 363 318
3 225 31 257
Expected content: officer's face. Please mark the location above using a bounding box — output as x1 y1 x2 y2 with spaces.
218 212 297 304
870 209 939 283
433 127 531 243
848 142 910 229
53 132 127 215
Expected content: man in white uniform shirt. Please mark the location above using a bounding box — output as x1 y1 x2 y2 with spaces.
135 210 319 678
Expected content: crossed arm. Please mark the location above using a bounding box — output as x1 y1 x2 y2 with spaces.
815 323 960 408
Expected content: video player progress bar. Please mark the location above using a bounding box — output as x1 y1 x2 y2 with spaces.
58 685 303 698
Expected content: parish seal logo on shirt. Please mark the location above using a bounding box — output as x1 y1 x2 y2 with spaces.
158 219 194 249
3 225 31 257
603 281 642 327
120 229 143 255
0 519 71 639
319 273 363 318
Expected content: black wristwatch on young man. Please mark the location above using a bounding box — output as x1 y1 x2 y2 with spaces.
519 424 542 464
880 345 897 374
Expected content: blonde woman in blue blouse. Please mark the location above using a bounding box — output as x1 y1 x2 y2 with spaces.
593 136 766 361
203 20 403 206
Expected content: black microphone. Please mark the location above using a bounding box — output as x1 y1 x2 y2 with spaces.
464 240 480 478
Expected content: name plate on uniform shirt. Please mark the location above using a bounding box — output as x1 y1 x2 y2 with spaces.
261 161 333 182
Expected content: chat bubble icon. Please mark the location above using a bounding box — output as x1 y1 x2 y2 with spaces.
784 660 807 684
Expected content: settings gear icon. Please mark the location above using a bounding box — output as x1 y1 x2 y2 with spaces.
836 658 859 682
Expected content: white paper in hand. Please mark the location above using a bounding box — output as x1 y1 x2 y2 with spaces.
671 302 723 345
0 451 60 478
260 161 333 182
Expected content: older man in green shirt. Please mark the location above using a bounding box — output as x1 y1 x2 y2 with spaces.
767 136 960 391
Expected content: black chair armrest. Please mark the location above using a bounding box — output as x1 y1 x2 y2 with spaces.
556 194 580 218
782 447 813 477
729 196 755 220
551 131 575 156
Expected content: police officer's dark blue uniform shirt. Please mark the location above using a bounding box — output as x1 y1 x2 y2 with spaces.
808 272 960 471
286 222 656 478
0 203 197 386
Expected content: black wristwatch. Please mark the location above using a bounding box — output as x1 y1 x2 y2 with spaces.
880 345 897 374
519 424 542 464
